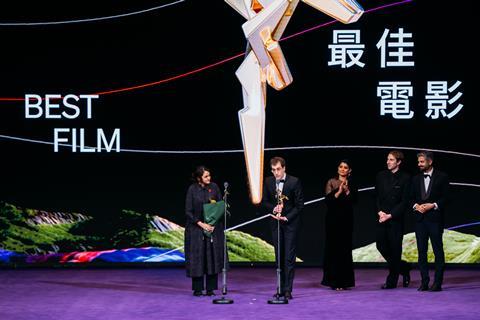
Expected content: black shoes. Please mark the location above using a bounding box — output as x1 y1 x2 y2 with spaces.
418 283 442 291
272 292 288 302
429 283 442 292
193 290 216 296
417 284 429 291
272 292 292 300
402 272 411 288
381 283 396 289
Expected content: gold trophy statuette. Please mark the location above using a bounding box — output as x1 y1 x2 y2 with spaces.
275 189 289 217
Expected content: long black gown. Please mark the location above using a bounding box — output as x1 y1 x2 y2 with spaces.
321 178 357 289
184 182 225 279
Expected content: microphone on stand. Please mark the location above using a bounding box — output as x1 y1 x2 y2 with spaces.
223 182 230 216
223 182 229 200
213 181 233 304
269 178 288 304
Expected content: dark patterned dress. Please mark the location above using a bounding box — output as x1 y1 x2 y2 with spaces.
184 182 225 278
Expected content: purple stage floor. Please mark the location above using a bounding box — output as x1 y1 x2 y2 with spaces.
1 267 479 320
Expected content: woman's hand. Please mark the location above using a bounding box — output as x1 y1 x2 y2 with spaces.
335 181 345 198
343 181 350 196
197 221 214 232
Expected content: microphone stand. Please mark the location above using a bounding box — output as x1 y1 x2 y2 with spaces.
268 187 288 304
213 182 234 304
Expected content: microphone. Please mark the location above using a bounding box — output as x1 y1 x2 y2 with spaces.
223 182 230 215
223 182 230 196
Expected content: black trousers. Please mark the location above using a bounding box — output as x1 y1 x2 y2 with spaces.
415 220 445 285
192 274 218 292
376 222 410 286
270 220 298 293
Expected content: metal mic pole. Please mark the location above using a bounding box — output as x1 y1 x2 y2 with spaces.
268 187 288 304
213 182 233 304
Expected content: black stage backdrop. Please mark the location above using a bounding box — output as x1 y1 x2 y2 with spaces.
0 0 477 264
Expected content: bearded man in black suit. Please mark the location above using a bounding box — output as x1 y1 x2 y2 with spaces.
411 151 449 292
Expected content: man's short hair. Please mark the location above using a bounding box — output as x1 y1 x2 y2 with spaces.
389 150 404 162
270 156 286 168
417 151 434 161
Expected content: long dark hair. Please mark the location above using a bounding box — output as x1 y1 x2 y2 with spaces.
191 165 210 183
335 159 352 180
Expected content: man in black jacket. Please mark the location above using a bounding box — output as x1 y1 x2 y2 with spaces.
412 151 449 292
375 150 411 289
261 157 304 300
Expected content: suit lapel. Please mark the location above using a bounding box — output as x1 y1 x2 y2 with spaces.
426 170 436 198
419 174 427 200
282 175 289 194
270 176 277 198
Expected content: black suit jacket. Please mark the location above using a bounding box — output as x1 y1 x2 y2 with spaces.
261 174 304 223
411 169 449 224
375 170 411 221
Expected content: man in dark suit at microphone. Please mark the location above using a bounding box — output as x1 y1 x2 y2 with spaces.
411 151 449 292
261 157 304 300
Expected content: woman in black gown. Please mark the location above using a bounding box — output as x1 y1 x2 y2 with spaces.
184 166 225 296
321 159 357 290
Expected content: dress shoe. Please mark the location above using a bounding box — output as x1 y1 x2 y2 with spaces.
284 291 293 299
403 272 411 288
381 283 396 289
206 290 216 296
193 290 203 296
429 284 442 292
417 284 429 291
272 293 287 302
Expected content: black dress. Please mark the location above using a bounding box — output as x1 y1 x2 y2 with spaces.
184 182 225 279
321 178 357 289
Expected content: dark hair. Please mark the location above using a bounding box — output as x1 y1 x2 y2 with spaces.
389 150 404 163
336 159 352 179
270 156 285 168
339 159 352 169
192 165 210 183
417 151 434 161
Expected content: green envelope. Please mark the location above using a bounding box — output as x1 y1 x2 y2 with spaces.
202 200 225 237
